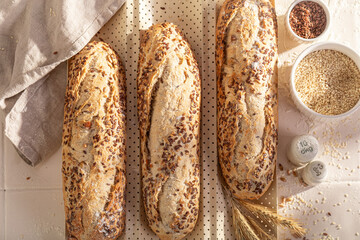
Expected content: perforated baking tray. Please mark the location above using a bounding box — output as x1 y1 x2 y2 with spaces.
91 0 277 239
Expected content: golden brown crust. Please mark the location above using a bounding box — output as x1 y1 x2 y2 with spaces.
137 23 201 240
216 0 278 200
62 41 126 240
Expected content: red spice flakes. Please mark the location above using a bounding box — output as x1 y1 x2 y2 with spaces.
53 51 58 55
26 177 31 180
289 1 326 39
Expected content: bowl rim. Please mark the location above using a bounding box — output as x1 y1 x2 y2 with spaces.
286 0 331 42
290 41 360 119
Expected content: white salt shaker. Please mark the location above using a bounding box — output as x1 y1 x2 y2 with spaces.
302 160 327 186
287 135 319 166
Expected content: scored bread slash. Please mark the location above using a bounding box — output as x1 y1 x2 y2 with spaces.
62 41 127 240
137 22 201 240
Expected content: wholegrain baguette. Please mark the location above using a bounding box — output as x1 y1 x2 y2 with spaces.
137 22 201 240
62 41 127 240
216 0 278 200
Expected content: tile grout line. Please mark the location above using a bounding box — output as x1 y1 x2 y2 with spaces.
1 123 4 190
1 123 5 240
2 124 7 240
2 123 6 240
3 190 5 240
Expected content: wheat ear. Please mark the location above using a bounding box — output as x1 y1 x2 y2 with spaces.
231 199 260 240
245 215 277 240
238 200 307 238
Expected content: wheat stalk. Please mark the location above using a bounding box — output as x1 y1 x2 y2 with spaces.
231 200 260 240
220 175 306 238
220 180 307 238
238 200 307 238
246 215 276 240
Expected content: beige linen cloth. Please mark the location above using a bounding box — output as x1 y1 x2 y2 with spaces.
0 0 126 166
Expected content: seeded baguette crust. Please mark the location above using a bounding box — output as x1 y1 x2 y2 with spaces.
62 41 126 240
216 0 278 200
137 23 201 240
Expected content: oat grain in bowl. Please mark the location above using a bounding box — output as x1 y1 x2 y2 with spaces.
295 49 360 115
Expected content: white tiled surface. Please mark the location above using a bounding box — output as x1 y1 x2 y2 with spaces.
276 0 360 239
4 138 62 190
5 190 64 240
1 117 63 240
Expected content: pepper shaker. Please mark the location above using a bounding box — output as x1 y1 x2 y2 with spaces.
287 135 319 166
302 160 327 186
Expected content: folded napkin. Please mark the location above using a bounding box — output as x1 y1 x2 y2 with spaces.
0 0 126 166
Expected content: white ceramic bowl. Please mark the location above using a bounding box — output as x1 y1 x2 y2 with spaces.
290 42 360 119
286 0 331 42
